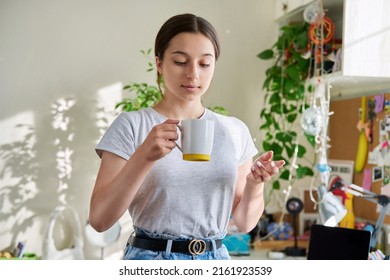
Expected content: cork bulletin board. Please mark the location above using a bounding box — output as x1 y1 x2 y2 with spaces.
328 93 390 224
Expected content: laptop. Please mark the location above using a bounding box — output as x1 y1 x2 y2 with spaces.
307 224 371 260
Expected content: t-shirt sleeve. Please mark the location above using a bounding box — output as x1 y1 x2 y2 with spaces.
218 114 258 166
236 119 258 166
95 112 136 160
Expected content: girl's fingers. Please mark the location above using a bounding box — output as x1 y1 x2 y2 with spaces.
251 162 262 176
275 160 285 169
251 158 285 182
251 161 271 182
255 160 277 174
258 150 273 161
250 152 286 183
251 167 263 181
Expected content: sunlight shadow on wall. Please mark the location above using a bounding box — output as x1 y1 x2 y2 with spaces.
0 111 38 248
51 96 76 205
95 82 123 141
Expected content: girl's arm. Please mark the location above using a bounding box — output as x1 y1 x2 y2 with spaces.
232 151 285 233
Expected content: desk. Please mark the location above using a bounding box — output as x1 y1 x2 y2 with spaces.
231 249 307 260
230 240 309 260
253 239 309 250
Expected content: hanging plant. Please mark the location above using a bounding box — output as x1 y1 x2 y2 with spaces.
257 21 316 190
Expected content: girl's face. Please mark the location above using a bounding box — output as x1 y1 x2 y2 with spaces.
156 32 216 103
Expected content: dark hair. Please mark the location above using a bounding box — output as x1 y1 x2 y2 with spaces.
154 14 221 91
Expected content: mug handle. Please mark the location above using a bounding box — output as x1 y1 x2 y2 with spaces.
175 124 183 152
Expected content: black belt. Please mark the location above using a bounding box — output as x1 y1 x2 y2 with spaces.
130 236 223 255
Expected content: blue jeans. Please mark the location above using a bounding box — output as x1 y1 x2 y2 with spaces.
123 227 231 260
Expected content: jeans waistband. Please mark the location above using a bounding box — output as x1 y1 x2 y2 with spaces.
129 235 223 256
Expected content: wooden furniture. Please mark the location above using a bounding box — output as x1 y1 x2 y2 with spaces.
274 0 314 20
253 239 309 250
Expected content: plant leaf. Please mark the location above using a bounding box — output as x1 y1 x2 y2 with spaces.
280 169 290 180
296 166 314 179
257 49 274 60
272 180 281 190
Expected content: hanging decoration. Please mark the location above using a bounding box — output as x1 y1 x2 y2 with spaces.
302 0 335 205
303 0 324 24
309 17 335 45
300 107 323 136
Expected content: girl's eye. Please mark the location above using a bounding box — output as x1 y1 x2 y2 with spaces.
174 61 186 66
200 63 210 68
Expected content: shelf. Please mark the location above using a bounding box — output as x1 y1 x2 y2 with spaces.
277 0 390 100
275 0 314 23
253 239 310 250
320 72 390 100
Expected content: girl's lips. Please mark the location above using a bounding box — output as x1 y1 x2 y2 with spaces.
182 85 200 91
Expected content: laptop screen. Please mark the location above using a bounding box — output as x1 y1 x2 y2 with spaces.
307 224 371 260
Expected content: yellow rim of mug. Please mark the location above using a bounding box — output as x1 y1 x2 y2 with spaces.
183 154 210 161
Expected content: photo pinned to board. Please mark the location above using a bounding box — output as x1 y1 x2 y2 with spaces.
368 119 390 166
372 166 384 182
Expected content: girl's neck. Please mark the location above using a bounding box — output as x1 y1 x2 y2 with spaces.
153 100 205 120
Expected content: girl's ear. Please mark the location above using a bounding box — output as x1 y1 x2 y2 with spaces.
155 56 163 74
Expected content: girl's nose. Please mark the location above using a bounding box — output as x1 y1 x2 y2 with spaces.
186 64 199 80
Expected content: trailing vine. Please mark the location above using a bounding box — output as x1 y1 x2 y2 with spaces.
258 22 316 191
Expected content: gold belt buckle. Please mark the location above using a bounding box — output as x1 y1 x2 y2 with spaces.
188 239 206 255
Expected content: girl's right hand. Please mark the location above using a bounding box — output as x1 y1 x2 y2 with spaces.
139 119 180 161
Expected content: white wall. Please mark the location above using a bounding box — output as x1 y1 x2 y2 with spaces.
0 0 276 259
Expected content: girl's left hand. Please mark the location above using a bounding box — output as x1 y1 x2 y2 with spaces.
247 151 285 184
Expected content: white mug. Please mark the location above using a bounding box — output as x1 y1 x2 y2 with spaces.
176 119 214 161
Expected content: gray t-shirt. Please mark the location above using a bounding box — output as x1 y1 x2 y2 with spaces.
96 107 258 239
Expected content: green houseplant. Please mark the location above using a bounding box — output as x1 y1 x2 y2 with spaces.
115 49 162 112
257 21 315 190
116 48 229 116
